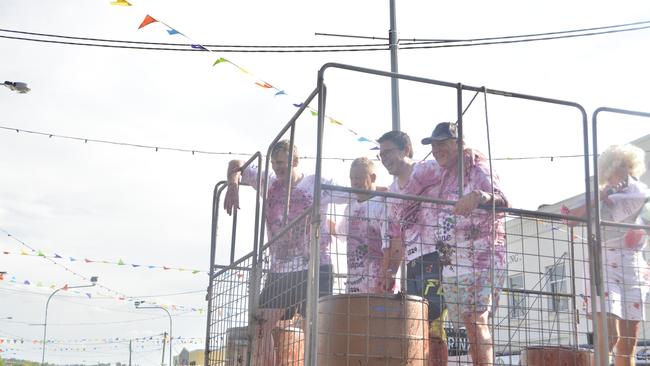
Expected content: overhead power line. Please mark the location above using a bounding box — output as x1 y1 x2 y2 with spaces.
1 20 649 52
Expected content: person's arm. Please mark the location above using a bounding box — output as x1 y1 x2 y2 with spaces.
453 167 509 217
224 160 244 216
379 237 403 292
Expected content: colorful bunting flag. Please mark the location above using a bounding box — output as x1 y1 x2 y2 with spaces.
212 57 228 66
110 0 132 5
254 81 273 89
191 44 209 51
274 90 286 97
166 28 180 36
138 15 158 29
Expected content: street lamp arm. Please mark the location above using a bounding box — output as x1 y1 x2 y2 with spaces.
3 80 30 94
135 304 173 366
42 282 96 366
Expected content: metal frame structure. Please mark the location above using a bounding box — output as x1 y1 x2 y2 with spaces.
205 62 650 366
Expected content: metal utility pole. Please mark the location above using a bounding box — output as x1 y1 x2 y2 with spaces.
161 332 167 366
389 0 401 131
129 339 132 366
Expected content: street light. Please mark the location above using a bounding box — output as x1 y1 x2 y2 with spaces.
2 80 30 94
135 300 173 366
41 276 98 366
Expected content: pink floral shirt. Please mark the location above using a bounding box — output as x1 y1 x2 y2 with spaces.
387 149 507 275
242 166 345 272
337 197 388 293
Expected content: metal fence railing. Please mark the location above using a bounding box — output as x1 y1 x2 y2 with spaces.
204 63 650 366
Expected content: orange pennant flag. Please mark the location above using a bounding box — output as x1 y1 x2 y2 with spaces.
138 15 158 29
254 81 273 89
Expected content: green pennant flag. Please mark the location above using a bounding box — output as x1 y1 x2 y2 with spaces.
213 57 228 66
38 251 45 257
192 270 200 274
310 110 318 117
118 259 125 265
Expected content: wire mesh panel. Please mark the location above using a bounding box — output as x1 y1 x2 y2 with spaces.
494 211 593 366
206 254 253 366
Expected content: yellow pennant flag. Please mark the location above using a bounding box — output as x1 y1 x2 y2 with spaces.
110 0 132 5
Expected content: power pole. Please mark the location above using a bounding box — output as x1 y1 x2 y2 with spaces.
389 0 401 131
128 339 132 366
161 332 167 366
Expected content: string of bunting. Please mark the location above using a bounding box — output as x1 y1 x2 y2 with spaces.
0 271 206 313
0 228 131 300
0 334 203 345
110 0 379 149
0 247 207 275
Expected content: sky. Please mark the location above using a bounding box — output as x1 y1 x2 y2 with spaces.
1 0 650 364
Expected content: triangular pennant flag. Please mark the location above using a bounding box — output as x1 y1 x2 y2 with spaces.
370 146 380 150
357 137 372 143
69 257 76 261
213 57 228 66
23 280 30 285
178 268 186 272
192 270 200 274
138 15 158 29
148 265 156 269
293 103 303 108
166 28 180 35
132 264 140 268
86 293 92 299
0 273 4 281
254 81 273 89
191 44 208 51
310 110 318 117
2 251 9 254
62 284 69 291
110 0 132 5
38 251 45 257
54 253 62 258
118 259 125 265
84 258 93 263
20 250 28 255
101 260 109 264
50 285 56 289
163 266 170 270
274 90 286 97
328 118 343 126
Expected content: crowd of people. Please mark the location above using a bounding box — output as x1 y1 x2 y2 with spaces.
223 122 650 366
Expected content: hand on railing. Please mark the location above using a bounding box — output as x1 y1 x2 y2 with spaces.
453 190 482 217
224 160 243 215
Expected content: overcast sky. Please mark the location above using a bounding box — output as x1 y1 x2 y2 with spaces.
2 0 650 364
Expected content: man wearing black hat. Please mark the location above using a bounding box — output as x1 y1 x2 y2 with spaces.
379 122 508 366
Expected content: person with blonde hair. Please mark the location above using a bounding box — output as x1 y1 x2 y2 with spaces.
336 157 388 294
565 144 650 366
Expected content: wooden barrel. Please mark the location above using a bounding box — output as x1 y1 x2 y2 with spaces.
272 326 305 366
317 294 429 366
225 326 249 366
521 346 593 366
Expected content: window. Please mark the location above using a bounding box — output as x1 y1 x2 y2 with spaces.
509 274 526 318
546 262 568 312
